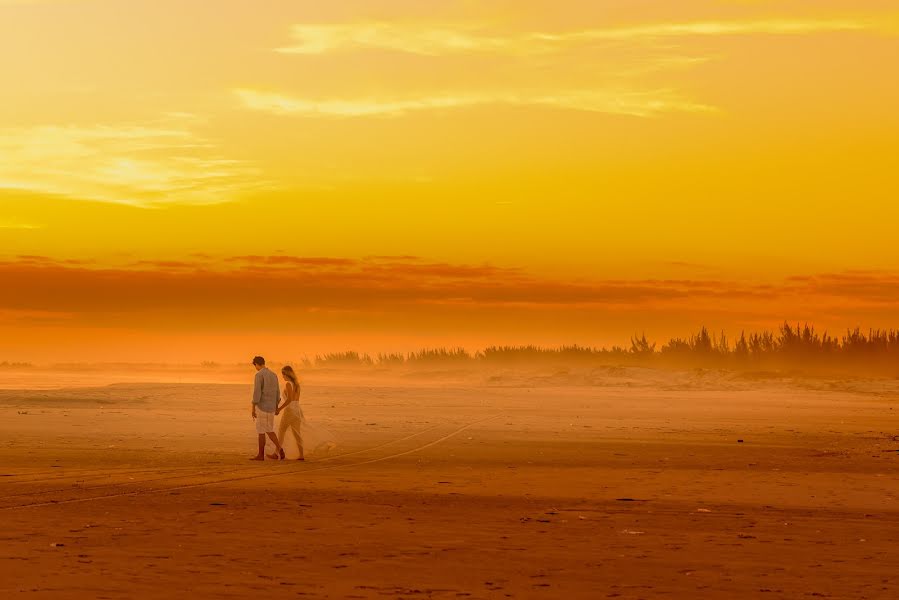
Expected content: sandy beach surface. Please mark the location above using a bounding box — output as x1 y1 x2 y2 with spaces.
1 367 898 599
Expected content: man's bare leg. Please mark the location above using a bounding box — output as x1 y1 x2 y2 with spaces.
267 433 284 460
266 431 285 460
250 433 266 461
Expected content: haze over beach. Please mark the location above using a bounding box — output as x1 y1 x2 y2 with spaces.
1 1 898 599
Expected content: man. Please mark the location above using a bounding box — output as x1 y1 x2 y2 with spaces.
250 356 285 461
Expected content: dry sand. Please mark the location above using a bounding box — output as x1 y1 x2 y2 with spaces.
1 367 898 599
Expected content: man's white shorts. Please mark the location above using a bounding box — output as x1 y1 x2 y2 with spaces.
255 409 275 434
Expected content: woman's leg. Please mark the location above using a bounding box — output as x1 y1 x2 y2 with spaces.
293 424 304 460
290 418 306 460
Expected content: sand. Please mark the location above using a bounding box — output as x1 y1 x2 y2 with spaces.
1 367 898 599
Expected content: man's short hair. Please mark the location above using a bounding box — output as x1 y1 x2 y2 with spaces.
252 356 266 366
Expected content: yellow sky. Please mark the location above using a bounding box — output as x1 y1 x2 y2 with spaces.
1 0 898 360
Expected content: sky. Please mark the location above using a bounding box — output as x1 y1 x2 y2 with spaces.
1 0 898 362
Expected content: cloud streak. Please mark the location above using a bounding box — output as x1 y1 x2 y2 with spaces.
257 16 893 121
277 18 879 56
0 0 75 4
234 88 715 119
0 119 263 207
2 255 897 318
0 221 41 230
3 256 898 360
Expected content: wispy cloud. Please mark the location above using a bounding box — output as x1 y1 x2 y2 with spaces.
278 23 519 56
565 18 874 42
277 18 878 56
0 0 80 6
0 118 263 207
0 254 729 315
234 88 715 119
0 221 42 230
5 255 899 313
260 16 891 121
3 257 898 347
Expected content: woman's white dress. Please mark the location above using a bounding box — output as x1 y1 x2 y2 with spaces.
277 398 305 455
277 384 336 459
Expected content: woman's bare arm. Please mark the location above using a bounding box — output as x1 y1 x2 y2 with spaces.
276 382 295 412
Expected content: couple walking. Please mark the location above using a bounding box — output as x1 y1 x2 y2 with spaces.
250 356 307 461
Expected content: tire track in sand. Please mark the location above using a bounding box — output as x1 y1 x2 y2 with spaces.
0 415 504 510
0 421 449 501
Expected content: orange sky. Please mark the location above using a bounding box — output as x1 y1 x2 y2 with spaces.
1 1 898 361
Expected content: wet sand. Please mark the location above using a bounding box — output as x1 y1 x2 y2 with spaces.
1 370 898 599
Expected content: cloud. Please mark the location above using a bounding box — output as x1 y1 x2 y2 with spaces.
567 18 874 42
2 256 896 322
0 0 71 4
0 221 42 230
258 16 889 121
785 271 899 304
3 256 898 359
277 18 878 56
0 255 714 317
278 23 523 56
234 88 715 119
0 118 264 207
227 255 358 268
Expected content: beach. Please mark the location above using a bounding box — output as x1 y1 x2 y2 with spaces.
1 367 898 599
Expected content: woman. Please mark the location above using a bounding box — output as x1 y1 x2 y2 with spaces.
270 365 306 460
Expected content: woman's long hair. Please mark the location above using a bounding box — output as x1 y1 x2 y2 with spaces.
281 365 300 388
